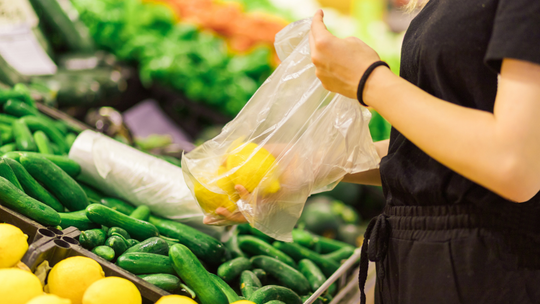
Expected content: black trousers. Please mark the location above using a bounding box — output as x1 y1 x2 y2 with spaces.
361 204 540 304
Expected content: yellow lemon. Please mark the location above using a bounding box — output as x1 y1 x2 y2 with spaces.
155 295 198 304
48 256 105 304
27 294 72 304
193 179 237 214
230 301 256 304
0 223 29 268
225 143 280 194
0 268 43 304
82 277 141 304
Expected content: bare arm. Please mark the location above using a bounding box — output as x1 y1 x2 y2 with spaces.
342 139 389 186
310 10 540 202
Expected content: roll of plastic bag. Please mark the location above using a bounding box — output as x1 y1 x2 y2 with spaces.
69 130 222 236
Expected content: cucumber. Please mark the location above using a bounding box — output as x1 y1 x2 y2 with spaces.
322 246 355 263
116 252 175 275
250 227 275 244
11 84 36 108
129 205 150 221
0 126 13 144
138 274 180 293
225 229 246 259
318 236 354 254
168 244 228 304
327 282 336 296
126 239 139 247
248 285 302 304
20 116 69 153
240 270 262 299
298 259 326 292
105 235 128 257
124 237 169 255
265 301 286 304
272 242 339 277
65 133 77 147
301 294 324 304
250 256 310 295
209 273 241 302
3 99 38 117
92 245 115 261
12 120 37 151
0 158 23 190
59 210 99 230
86 204 159 241
292 229 320 251
0 114 16 125
217 257 252 282
0 143 16 153
0 176 60 226
253 269 267 285
4 152 81 177
238 235 296 268
33 131 53 154
149 215 227 266
179 283 197 299
79 228 106 250
100 197 135 215
79 183 104 201
21 155 88 211
107 227 130 239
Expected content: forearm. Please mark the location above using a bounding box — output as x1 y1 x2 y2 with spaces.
342 139 389 186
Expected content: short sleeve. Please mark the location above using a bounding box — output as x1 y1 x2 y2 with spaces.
484 0 540 73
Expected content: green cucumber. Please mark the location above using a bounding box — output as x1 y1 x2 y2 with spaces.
20 116 69 153
253 269 267 285
105 235 128 257
0 176 60 226
116 252 175 275
327 282 336 296
86 204 158 241
149 215 227 266
250 256 310 295
92 245 115 261
21 155 88 211
12 120 36 151
0 143 16 153
248 285 302 304
272 242 340 277
124 237 169 255
0 114 16 125
99 197 135 215
225 229 246 259
179 283 197 299
107 227 130 239
0 125 13 144
301 294 324 304
33 131 53 154
3 99 38 117
59 210 99 230
4 152 81 177
0 158 23 190
126 239 139 247
65 133 77 147
250 227 275 244
240 270 262 299
238 235 296 267
79 228 106 250
209 273 241 302
79 183 104 201
318 236 354 254
129 205 150 221
322 246 355 263
298 259 326 292
265 301 286 304
169 244 228 304
138 274 180 293
11 84 35 108
292 229 320 251
217 257 252 282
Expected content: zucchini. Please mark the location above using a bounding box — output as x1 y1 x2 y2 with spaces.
217 257 252 282
3 99 38 117
0 158 23 190
168 244 228 304
33 131 53 154
322 246 355 263
0 176 60 226
272 242 339 277
129 205 150 221
248 285 302 304
100 197 135 215
240 270 262 299
149 215 227 266
107 227 131 239
225 228 246 259
12 120 37 151
92 245 115 261
86 204 159 241
0 114 16 125
79 183 104 201
59 210 99 230
238 235 296 267
21 155 88 211
138 274 180 293
126 239 139 247
20 116 69 153
105 235 128 257
124 237 169 255
0 143 16 153
4 152 81 177
253 269 267 285
117 252 175 275
79 228 106 250
298 259 326 292
250 256 311 296
209 273 241 303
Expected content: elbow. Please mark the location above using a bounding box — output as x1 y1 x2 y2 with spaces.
494 157 540 203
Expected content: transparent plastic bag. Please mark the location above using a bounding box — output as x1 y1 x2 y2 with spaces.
181 18 380 241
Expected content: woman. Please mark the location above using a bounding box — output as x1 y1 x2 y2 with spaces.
310 0 540 303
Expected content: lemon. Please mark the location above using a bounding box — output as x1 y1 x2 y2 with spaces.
48 256 105 304
155 295 198 304
82 277 141 304
193 179 237 214
230 301 256 304
0 223 29 268
0 268 43 304
27 294 72 304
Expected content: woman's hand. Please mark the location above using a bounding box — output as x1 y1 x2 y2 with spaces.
203 185 249 225
310 10 381 99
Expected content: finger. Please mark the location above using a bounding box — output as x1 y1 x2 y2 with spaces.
235 185 251 202
311 9 330 40
216 207 247 223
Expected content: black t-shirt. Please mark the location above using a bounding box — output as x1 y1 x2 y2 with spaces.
379 0 540 208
